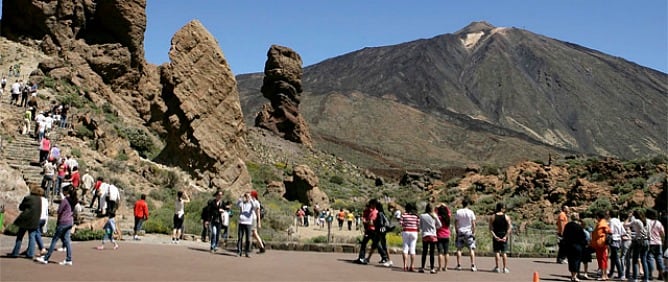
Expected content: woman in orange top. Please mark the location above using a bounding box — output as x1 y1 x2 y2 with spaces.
591 210 611 281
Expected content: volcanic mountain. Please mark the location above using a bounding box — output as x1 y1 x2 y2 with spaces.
238 21 667 170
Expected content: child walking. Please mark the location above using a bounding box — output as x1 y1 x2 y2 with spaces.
97 212 119 250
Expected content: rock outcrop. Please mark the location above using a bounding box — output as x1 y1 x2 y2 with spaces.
284 165 329 208
255 45 312 147
155 20 251 196
0 163 30 232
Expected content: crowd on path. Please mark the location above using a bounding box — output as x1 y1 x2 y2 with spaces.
556 205 667 282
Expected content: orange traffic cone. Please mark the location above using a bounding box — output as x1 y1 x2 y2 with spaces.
532 271 540 282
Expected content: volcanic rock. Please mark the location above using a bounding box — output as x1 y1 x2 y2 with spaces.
155 20 251 197
255 45 312 147
284 165 329 208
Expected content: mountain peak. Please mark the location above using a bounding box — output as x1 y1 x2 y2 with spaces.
455 21 496 35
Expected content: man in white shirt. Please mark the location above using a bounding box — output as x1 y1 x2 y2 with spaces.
10 80 21 105
454 197 477 272
80 170 95 204
236 192 259 257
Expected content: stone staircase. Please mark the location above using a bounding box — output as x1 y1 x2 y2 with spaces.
0 118 96 223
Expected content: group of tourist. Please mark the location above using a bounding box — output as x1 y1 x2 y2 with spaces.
352 197 512 275
556 205 666 282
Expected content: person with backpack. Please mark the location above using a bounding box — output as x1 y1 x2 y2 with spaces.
365 202 393 267
625 209 649 281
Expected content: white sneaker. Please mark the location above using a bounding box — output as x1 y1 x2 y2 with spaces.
503 268 510 273
493 266 501 273
471 265 477 272
34 256 48 264
455 265 462 271
382 260 393 267
59 260 72 266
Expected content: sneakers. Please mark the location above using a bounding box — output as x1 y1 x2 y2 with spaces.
455 265 462 271
471 265 477 272
58 260 73 266
503 268 510 273
382 260 393 267
96 246 104 250
113 244 119 250
133 235 140 240
56 247 66 252
493 266 501 273
34 256 48 264
379 259 387 264
430 268 437 274
354 258 368 265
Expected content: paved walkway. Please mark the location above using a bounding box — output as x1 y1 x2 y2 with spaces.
0 234 580 281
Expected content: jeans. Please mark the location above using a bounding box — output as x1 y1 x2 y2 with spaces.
11 227 38 257
237 223 252 255
221 225 229 242
608 244 623 277
35 219 46 250
55 176 64 195
210 221 222 250
631 240 649 281
134 217 145 234
421 241 437 270
621 240 632 277
358 230 373 260
44 224 73 262
647 244 665 279
41 175 53 199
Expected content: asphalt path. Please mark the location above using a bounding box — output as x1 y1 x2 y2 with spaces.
1 234 578 281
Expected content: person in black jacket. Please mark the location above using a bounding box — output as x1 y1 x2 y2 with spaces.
207 190 225 252
562 213 587 282
8 185 43 258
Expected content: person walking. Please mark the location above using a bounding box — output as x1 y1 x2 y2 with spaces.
236 192 257 257
96 212 119 250
419 203 442 274
400 202 419 272
133 194 149 240
80 169 94 205
490 202 512 273
557 205 570 264
563 213 587 282
35 188 75 265
455 197 477 272
249 190 266 254
436 203 452 272
206 190 225 253
34 188 49 257
365 203 392 266
354 199 379 265
171 191 190 244
8 186 42 258
337 209 346 231
346 210 354 231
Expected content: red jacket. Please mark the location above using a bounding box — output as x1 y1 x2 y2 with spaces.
134 199 149 219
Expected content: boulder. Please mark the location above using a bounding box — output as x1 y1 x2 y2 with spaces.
255 45 312 147
155 20 251 197
284 165 329 209
0 163 30 231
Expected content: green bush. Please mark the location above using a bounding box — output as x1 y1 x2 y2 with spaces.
121 127 157 158
71 229 104 241
75 124 95 139
329 175 345 185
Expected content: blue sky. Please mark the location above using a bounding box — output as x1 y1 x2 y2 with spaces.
143 1 667 74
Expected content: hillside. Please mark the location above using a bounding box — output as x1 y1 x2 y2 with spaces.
238 21 668 171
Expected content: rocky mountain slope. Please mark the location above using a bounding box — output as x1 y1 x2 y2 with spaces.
238 21 667 171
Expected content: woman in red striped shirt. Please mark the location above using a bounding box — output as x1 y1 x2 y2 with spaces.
400 202 419 271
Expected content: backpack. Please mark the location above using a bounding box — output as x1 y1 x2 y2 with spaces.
376 212 395 233
260 204 266 219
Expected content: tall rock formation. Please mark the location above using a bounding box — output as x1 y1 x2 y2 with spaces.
255 45 312 147
3 0 151 123
155 20 251 196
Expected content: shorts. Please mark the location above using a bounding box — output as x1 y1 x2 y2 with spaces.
173 214 184 230
456 233 476 250
493 240 508 253
436 237 450 254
